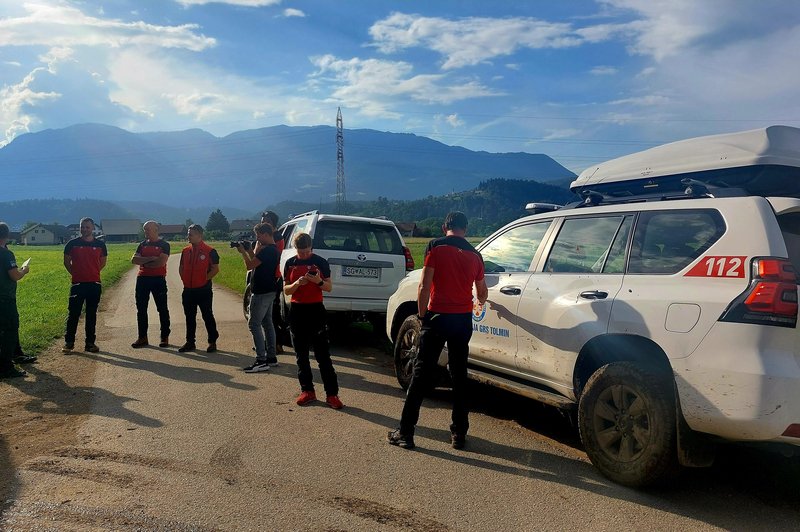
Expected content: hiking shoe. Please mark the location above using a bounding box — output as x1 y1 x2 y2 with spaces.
0 366 27 379
131 338 148 348
206 343 217 353
159 337 170 348
387 429 415 449
178 342 196 353
266 359 279 367
85 344 100 353
243 361 270 373
62 342 75 354
326 395 344 409
14 354 38 364
451 432 466 450
296 390 317 406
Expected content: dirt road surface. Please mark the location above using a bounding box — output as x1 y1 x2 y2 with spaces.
2 259 800 530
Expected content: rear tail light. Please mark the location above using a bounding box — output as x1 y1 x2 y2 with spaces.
720 257 798 328
402 246 415 271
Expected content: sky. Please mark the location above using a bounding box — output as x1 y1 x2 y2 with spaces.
1 0 799 175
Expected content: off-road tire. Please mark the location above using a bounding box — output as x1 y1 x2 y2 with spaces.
393 315 421 390
578 361 678 487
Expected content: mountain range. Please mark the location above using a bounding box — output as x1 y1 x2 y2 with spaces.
0 123 575 212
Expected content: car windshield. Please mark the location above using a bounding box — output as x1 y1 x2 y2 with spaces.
312 220 403 254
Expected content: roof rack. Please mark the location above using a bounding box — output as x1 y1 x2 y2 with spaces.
525 202 562 214
562 180 750 210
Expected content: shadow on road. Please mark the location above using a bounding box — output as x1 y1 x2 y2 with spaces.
80 350 258 391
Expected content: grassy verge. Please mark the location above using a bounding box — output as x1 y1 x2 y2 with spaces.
13 243 138 355
210 242 248 295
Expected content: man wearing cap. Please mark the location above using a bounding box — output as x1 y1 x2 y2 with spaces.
131 220 171 348
178 224 220 353
388 211 487 450
63 217 108 353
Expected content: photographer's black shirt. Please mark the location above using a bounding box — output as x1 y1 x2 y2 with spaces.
252 244 279 294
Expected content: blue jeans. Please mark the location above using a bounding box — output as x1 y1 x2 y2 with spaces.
248 291 277 362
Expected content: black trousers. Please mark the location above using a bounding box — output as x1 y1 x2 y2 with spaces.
0 299 19 372
400 312 473 437
135 276 170 339
182 288 218 344
289 303 338 396
64 282 102 345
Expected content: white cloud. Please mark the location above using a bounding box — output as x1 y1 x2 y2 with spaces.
0 3 216 51
282 8 306 18
609 94 670 106
3 61 21 67
434 113 464 128
369 13 594 70
175 0 281 6
309 54 500 117
590 66 618 75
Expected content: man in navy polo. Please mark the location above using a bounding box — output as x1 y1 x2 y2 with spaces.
63 217 107 353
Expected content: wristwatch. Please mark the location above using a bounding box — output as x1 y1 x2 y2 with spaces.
317 279 324 287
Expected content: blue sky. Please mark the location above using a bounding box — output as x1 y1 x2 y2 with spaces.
1 0 799 174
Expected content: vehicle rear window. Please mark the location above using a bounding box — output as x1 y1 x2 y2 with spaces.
313 221 403 255
628 209 725 274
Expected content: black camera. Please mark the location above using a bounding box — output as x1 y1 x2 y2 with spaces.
230 241 251 250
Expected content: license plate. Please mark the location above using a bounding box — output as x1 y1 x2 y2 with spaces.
342 266 379 278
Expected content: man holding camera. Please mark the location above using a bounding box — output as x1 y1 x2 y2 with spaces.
283 232 343 409
178 224 219 353
236 222 279 373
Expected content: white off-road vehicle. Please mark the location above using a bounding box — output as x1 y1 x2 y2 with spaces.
243 211 414 332
386 125 800 487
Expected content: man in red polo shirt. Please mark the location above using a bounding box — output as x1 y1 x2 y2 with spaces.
388 212 487 450
178 224 220 353
63 217 107 353
130 220 171 348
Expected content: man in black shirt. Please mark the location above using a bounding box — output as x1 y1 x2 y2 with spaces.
236 222 280 373
0 222 30 379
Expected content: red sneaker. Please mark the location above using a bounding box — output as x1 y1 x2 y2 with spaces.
296 391 317 406
326 395 344 410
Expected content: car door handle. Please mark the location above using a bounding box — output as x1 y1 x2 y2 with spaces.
579 290 608 300
499 286 522 295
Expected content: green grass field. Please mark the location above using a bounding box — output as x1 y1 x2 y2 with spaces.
12 243 138 355
403 236 483 268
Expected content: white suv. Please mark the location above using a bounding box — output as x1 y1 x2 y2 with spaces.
386 125 800 487
274 211 414 327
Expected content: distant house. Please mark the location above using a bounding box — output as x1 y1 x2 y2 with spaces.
395 222 418 237
102 219 141 242
19 223 70 245
229 219 259 239
159 224 186 240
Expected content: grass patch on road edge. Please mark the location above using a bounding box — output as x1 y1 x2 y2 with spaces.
13 243 137 355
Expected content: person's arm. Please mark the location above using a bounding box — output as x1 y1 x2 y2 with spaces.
417 266 434 317
239 246 261 270
131 244 150 265
303 269 331 292
283 263 309 295
143 252 169 268
99 255 107 271
8 265 28 281
475 278 488 306
63 253 72 274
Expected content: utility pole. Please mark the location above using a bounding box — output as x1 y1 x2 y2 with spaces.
336 107 346 214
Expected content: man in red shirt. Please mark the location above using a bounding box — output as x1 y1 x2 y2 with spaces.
130 220 171 348
283 232 343 409
178 224 220 353
63 217 107 353
389 212 487 450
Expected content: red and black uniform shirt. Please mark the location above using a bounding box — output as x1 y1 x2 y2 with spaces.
135 239 170 277
179 241 219 290
64 238 108 283
424 235 485 314
284 254 330 304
